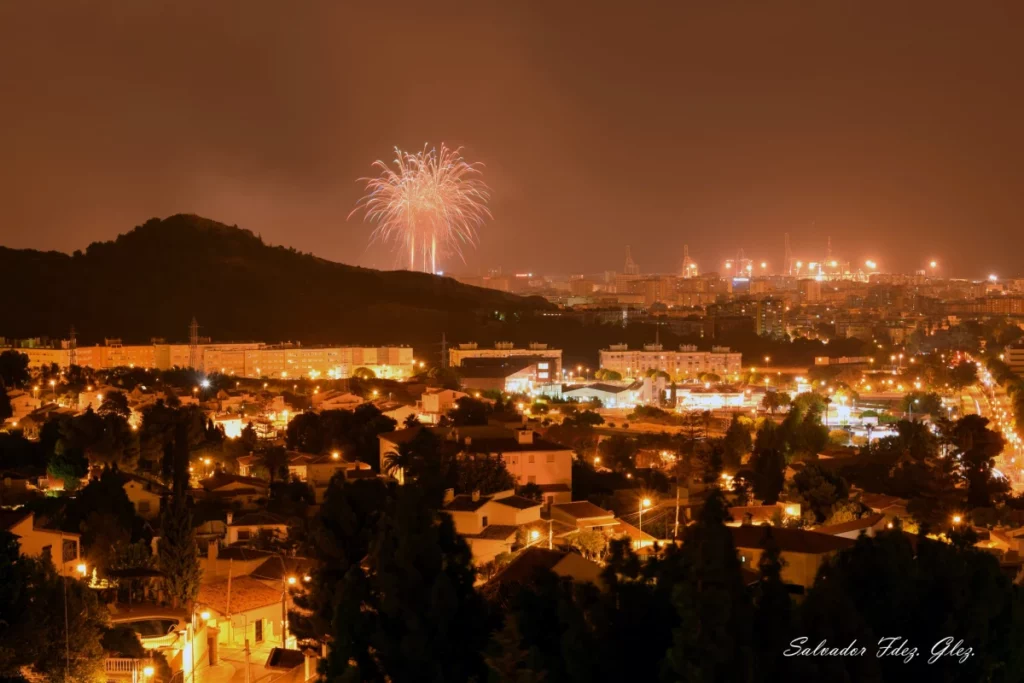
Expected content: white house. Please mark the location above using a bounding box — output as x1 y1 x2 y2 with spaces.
1 510 83 576
443 489 543 565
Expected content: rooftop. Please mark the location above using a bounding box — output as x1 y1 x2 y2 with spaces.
198 576 283 614
552 501 615 520
729 526 855 555
814 513 887 536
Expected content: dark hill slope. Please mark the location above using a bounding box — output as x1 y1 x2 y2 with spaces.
0 214 551 348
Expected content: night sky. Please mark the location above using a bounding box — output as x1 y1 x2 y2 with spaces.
2 2 1022 277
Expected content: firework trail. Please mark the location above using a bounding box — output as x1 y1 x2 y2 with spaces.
350 144 491 273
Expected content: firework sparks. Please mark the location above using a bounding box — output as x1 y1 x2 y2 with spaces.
350 144 491 273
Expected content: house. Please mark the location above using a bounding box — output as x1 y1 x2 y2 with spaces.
211 413 244 439
814 513 888 539
443 489 543 565
5 389 40 423
730 526 855 590
198 576 287 649
286 451 374 503
1 510 83 576
226 511 290 545
549 501 619 530
416 388 468 424
380 426 574 504
488 547 604 588
200 543 276 584
311 390 363 412
122 473 168 520
198 473 270 510
726 503 801 527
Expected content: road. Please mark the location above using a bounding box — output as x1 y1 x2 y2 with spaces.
967 374 1023 492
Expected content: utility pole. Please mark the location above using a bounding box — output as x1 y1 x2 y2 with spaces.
673 485 680 539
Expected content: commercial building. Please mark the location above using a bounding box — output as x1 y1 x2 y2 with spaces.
449 342 562 378
1006 343 1024 374
598 344 742 381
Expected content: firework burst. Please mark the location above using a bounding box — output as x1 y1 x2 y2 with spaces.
350 144 491 273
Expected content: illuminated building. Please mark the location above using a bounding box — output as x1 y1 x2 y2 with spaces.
1006 343 1024 374
449 342 562 378
8 339 416 379
599 344 742 380
755 298 787 338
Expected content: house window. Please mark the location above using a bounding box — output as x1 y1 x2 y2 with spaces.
62 540 77 563
546 453 554 463
138 501 151 514
481 516 488 528
528 455 535 464
508 455 518 466
237 530 251 540
41 545 52 564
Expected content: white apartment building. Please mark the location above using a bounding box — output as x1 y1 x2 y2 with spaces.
8 341 416 379
599 343 743 380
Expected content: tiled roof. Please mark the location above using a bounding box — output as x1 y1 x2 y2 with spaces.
250 556 316 582
814 513 887 536
201 472 269 492
198 576 282 614
729 526 855 555
552 501 614 520
493 495 542 510
465 524 519 541
445 495 491 512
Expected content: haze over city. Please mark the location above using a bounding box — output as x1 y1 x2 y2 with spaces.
7 4 1024 683
2 2 1024 277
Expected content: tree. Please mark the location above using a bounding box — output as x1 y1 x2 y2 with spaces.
598 435 638 473
786 463 850 523
750 447 786 504
567 528 608 561
454 456 516 495
448 396 492 426
157 494 200 610
258 445 290 483
900 391 943 417
0 350 29 389
353 366 376 380
952 414 1008 508
665 490 754 681
97 390 131 420
285 411 324 453
722 414 753 469
594 368 622 381
370 485 491 682
761 391 791 416
752 529 794 682
0 532 108 682
0 390 11 423
47 447 88 491
949 361 978 389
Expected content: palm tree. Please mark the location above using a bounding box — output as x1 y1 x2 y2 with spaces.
258 445 289 483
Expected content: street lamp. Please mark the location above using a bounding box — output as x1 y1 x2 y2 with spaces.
49 379 56 401
638 498 652 548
